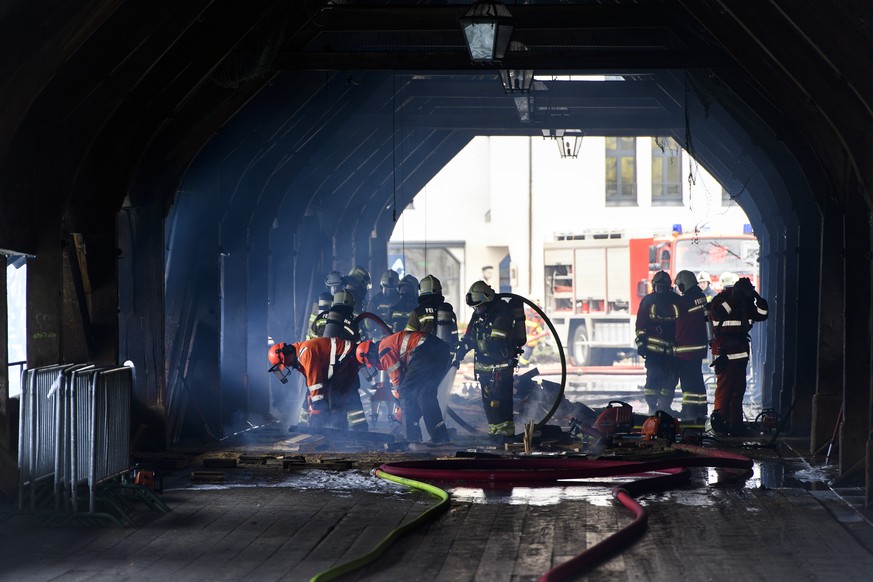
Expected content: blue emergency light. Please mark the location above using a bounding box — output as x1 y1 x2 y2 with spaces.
671 224 683 234
743 224 753 234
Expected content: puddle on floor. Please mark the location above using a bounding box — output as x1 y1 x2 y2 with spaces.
167 469 401 495
703 459 839 490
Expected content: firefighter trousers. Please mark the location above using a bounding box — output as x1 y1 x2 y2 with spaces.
399 338 451 443
677 358 708 418
475 364 516 436
714 358 748 428
643 354 678 415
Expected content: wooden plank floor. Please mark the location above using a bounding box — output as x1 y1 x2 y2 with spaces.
3 454 873 581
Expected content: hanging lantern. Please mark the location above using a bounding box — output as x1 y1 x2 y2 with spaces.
460 2 514 63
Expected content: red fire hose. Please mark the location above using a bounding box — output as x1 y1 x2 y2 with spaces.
377 445 752 582
352 311 393 336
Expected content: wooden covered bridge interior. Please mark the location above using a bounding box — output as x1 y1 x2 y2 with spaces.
0 2 873 577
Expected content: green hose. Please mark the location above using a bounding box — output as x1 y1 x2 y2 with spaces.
308 469 450 582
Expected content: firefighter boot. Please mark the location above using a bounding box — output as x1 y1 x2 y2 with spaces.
656 390 676 415
705 410 730 437
645 395 659 417
429 421 450 444
405 421 423 442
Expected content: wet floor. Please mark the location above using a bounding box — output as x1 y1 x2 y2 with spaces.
6 427 873 582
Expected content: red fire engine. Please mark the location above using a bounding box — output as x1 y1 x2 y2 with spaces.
543 230 759 366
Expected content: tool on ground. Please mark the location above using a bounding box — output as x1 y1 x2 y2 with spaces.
754 408 780 433
594 401 634 435
641 410 680 442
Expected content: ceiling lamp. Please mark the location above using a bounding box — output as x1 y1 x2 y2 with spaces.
460 2 514 63
499 68 534 93
513 94 534 123
543 129 583 159
499 41 534 92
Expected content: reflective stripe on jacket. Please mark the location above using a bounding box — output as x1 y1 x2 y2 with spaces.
291 337 356 404
634 291 679 354
674 287 709 360
370 330 430 387
709 288 769 359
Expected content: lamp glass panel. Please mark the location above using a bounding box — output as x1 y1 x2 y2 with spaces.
464 22 497 61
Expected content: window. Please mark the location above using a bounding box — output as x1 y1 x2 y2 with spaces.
651 137 682 206
7 256 27 397
605 137 637 206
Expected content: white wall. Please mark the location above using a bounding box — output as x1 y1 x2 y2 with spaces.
391 135 751 320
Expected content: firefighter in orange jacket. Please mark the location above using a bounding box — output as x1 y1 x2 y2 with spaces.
708 276 768 435
356 331 451 443
635 271 680 416
673 270 709 421
268 337 367 431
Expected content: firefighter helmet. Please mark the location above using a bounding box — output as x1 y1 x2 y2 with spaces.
268 342 295 383
332 290 356 309
697 271 712 284
380 269 400 290
398 274 418 295
268 342 287 369
674 270 698 294
344 276 366 302
348 266 372 289
419 274 443 297
325 270 345 292
719 271 739 288
355 339 379 367
651 270 672 293
466 280 495 307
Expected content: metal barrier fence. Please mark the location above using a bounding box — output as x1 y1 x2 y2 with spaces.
18 364 75 509
72 366 132 512
18 363 133 514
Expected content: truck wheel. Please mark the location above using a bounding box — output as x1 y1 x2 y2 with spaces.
570 325 590 367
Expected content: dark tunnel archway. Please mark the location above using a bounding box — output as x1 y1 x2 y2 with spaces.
149 69 820 443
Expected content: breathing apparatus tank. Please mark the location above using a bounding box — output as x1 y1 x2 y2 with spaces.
323 290 357 340
436 303 457 344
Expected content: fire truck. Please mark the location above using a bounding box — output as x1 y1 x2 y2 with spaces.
543 230 760 366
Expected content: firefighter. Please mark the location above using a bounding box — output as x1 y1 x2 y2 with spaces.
308 270 346 333
356 331 451 443
635 270 680 416
454 280 519 439
267 337 367 431
673 270 709 421
406 274 459 347
708 276 768 436
390 274 419 332
345 266 371 313
308 291 334 334
369 269 400 326
697 271 716 301
309 290 359 340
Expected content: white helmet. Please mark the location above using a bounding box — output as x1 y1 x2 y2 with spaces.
697 271 711 284
719 272 739 288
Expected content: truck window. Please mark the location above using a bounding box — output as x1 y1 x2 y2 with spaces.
673 237 759 275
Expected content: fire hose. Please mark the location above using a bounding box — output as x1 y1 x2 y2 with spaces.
309 445 752 582
352 311 393 337
448 293 568 432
